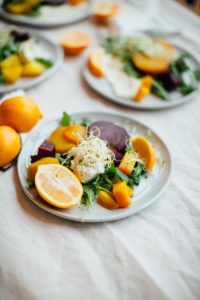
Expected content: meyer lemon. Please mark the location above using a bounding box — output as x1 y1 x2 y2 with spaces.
0 125 21 167
0 96 42 132
35 164 83 208
88 48 105 77
60 32 90 55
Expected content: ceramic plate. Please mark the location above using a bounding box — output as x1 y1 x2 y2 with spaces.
0 0 94 28
83 35 200 110
0 30 64 95
17 112 172 222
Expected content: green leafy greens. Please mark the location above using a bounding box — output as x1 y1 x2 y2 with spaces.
60 112 71 126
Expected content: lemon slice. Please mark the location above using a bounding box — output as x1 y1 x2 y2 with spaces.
35 164 83 209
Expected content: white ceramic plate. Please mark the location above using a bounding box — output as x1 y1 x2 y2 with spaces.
0 0 94 28
0 29 64 95
83 36 200 110
17 112 172 222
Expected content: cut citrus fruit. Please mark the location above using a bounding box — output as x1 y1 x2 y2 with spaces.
94 2 119 22
88 48 105 77
131 136 156 172
0 125 21 167
35 164 83 209
28 157 60 180
60 32 90 55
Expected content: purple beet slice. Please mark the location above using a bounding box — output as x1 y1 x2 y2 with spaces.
111 148 123 165
88 121 129 153
31 140 55 163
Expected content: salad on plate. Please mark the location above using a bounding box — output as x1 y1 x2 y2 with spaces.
87 34 200 103
26 112 158 211
0 26 53 85
2 0 88 19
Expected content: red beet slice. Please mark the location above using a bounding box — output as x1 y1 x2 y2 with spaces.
31 140 55 163
88 121 129 153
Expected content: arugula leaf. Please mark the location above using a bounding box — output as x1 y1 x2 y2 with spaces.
0 38 20 62
54 153 72 167
25 3 41 17
61 112 71 126
27 179 35 188
152 80 170 101
178 85 196 95
81 117 91 127
0 75 5 85
123 59 141 78
35 58 53 68
194 69 200 81
128 162 147 186
81 185 95 206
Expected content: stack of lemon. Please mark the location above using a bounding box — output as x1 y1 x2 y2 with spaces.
0 95 42 168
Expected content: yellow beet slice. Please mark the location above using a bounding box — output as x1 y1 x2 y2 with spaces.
113 181 132 208
1 55 23 84
49 127 75 154
22 61 45 77
133 53 169 75
134 86 150 102
2 66 23 84
132 136 156 172
28 157 59 180
97 191 119 210
118 152 136 175
64 124 87 144
141 76 153 89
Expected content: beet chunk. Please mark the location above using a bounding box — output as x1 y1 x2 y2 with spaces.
88 121 129 153
41 0 65 5
11 30 30 42
31 140 55 163
111 148 123 165
156 72 180 91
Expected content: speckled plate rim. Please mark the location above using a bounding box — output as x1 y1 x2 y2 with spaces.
0 0 94 28
0 28 64 95
17 111 173 223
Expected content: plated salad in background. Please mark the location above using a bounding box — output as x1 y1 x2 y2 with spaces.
87 34 200 103
0 26 53 85
2 0 88 17
27 112 157 211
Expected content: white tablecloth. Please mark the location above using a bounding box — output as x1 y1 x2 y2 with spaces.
0 1 200 299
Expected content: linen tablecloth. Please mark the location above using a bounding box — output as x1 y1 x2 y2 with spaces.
0 1 200 299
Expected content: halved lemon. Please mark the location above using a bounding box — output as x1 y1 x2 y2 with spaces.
35 164 83 209
88 48 105 77
131 136 156 172
60 32 90 55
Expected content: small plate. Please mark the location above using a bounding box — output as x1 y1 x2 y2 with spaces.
17 112 172 223
0 29 64 95
83 36 200 110
0 0 94 28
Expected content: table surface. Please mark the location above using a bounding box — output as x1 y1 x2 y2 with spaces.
0 1 200 300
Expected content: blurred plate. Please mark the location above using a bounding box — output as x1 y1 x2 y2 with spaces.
83 34 200 110
17 111 172 222
0 0 94 28
0 29 64 95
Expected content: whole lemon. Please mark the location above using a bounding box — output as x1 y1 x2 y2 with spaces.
0 126 21 167
0 96 43 132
